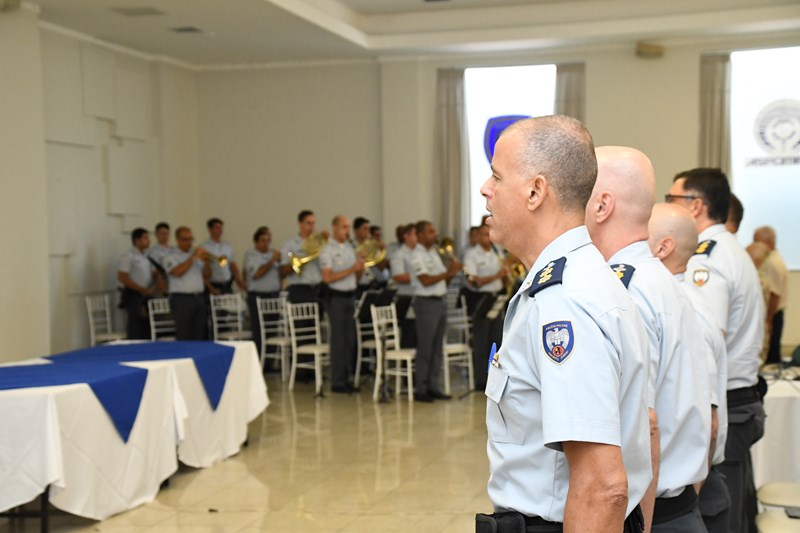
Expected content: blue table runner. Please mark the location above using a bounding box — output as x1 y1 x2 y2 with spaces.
47 342 235 411
0 363 147 442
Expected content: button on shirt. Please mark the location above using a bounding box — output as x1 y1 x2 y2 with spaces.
686 224 765 389
163 249 205 293
486 226 651 521
281 235 323 286
202 240 234 283
243 249 281 293
389 245 419 296
464 245 504 293
319 240 357 292
118 247 154 288
681 274 728 466
609 241 711 497
410 246 447 297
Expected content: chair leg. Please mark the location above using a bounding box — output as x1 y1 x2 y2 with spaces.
373 352 382 402
314 353 323 396
280 347 289 382
395 364 401 398
467 353 475 391
289 350 298 391
354 335 363 386
260 343 267 371
406 360 414 403
443 353 451 396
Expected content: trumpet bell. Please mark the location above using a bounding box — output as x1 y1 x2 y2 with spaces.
289 233 328 275
356 239 387 268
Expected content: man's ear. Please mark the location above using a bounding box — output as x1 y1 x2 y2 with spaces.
526 175 546 212
588 191 615 224
652 236 675 260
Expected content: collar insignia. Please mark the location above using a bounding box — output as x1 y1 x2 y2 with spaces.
694 240 717 256
528 257 566 297
610 263 636 289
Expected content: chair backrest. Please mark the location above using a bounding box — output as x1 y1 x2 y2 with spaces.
257 296 287 341
148 298 176 340
370 304 402 352
210 294 245 340
446 294 471 344
286 302 323 350
86 294 114 345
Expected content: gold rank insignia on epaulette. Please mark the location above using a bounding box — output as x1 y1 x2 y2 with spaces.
528 256 566 297
610 263 636 289
694 239 717 256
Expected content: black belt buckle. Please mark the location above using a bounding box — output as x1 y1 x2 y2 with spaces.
475 512 525 533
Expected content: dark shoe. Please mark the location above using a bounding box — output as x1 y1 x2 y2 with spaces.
332 385 353 394
414 392 434 403
428 390 452 400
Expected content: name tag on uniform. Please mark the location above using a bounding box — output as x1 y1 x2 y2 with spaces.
485 364 509 403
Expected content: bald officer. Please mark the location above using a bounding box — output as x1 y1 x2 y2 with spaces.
586 147 711 532
648 203 730 533
477 116 651 533
164 226 211 341
668 168 765 533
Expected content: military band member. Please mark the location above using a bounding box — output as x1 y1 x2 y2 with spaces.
390 224 419 348
463 224 506 390
477 116 651 532
117 227 159 339
320 215 364 393
147 222 173 287
164 226 211 341
410 220 461 402
648 203 730 533
587 147 711 532
280 210 324 304
244 226 282 358
669 168 765 533
202 217 244 295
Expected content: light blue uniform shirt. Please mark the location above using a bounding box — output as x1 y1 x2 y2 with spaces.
163 249 205 293
281 235 323 286
686 224 765 390
410 246 447 297
243 248 281 293
118 247 154 288
389 245 418 296
464 245 504 293
202 239 234 284
486 226 651 521
609 241 711 497
319 239 357 292
146 244 174 270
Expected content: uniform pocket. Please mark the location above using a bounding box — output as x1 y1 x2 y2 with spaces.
485 366 525 445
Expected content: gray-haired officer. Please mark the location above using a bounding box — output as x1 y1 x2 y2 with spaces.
244 226 282 358
648 203 730 533
320 215 364 394
477 116 651 533
280 210 324 304
668 168 765 533
164 226 211 341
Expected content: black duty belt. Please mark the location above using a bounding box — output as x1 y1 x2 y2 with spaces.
329 289 355 298
171 292 204 298
653 485 697 525
416 295 445 300
727 385 760 408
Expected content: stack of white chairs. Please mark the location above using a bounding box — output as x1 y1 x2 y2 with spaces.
256 296 291 380
210 293 252 341
286 302 329 396
85 294 126 346
354 290 379 387
370 303 415 402
147 298 176 340
442 294 474 395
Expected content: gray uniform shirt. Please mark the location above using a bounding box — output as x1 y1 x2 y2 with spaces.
118 247 154 288
389 244 419 296
281 235 323 286
202 239 234 283
686 224 765 389
464 245 504 293
163 249 205 293
243 248 281 293
319 239 357 292
486 226 651 521
410 246 447 297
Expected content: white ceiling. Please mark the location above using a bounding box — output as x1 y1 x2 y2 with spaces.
29 0 800 67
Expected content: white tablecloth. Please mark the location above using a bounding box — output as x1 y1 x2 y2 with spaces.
0 341 269 519
752 378 800 487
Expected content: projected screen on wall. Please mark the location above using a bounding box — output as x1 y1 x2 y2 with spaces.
464 65 556 227
730 47 800 270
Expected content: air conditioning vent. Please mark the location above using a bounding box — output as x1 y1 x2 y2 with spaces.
112 6 165 17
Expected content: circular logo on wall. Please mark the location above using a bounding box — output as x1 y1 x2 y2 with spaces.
753 99 800 156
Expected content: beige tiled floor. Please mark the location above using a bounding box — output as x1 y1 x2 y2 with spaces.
2 374 491 532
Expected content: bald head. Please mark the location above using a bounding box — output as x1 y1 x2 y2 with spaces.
585 146 656 259
747 241 770 269
648 203 698 274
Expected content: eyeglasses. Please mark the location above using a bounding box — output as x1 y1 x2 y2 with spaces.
664 194 701 203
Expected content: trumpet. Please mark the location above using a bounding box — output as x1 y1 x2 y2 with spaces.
504 257 527 295
288 232 327 275
438 237 475 284
198 249 229 267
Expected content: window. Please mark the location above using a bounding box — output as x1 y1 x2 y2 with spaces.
464 65 557 227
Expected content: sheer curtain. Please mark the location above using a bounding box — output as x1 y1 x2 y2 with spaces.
434 68 470 248
555 63 586 121
699 53 731 175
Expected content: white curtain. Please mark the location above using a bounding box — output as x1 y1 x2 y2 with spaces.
699 53 731 175
555 63 586 121
434 68 470 248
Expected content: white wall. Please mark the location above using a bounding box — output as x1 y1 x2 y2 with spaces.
0 8 50 362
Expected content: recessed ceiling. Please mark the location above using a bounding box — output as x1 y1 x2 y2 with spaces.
31 0 800 67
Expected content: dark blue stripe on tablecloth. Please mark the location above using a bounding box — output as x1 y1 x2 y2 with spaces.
46 342 235 410
0 362 147 442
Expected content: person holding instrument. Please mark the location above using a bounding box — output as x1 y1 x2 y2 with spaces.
164 226 212 340
281 210 324 304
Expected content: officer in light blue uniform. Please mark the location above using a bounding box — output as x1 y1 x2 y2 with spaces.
478 116 651 533
588 147 711 532
164 226 211 341
244 226 282 358
669 168 765 533
389 224 419 348
280 210 324 304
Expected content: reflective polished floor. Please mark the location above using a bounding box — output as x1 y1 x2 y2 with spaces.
2 373 491 532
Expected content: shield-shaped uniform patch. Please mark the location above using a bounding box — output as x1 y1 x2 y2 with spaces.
542 321 575 364
692 269 710 287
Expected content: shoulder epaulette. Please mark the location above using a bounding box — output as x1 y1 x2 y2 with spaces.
694 239 717 256
528 257 566 297
610 263 636 289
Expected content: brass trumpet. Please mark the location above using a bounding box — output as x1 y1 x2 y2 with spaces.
438 237 475 285
504 257 527 294
288 232 327 275
199 249 229 267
